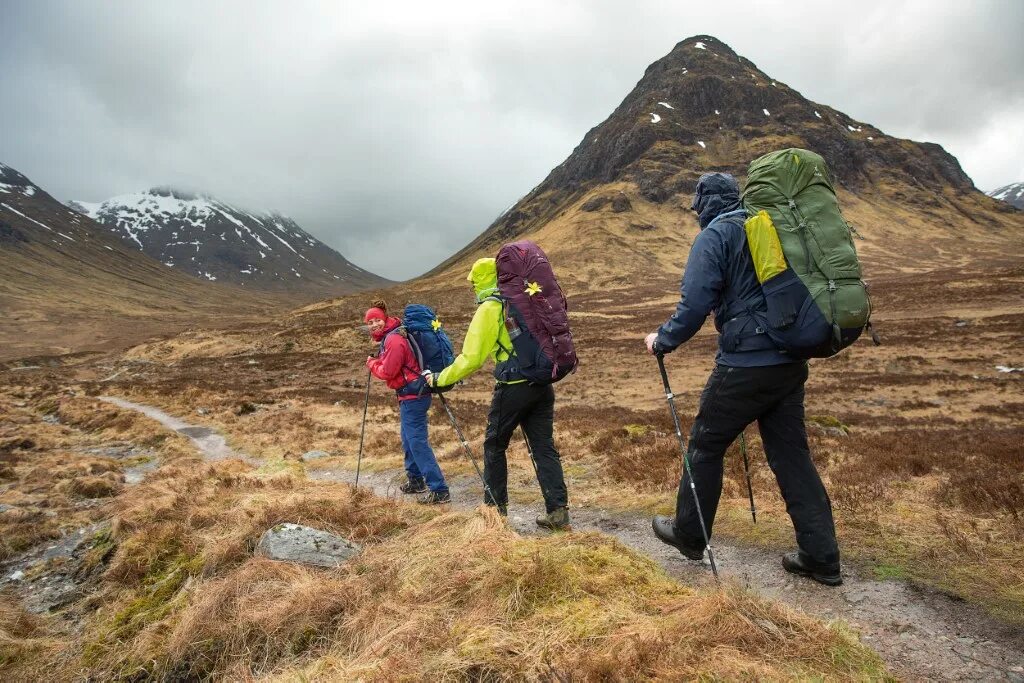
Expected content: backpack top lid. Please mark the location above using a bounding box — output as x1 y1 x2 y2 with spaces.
496 241 563 302
403 304 442 333
743 148 836 207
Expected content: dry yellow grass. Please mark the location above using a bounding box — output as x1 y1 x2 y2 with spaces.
77 489 888 681
0 388 886 681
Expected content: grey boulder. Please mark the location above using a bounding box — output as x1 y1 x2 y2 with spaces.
256 523 360 568
301 450 331 462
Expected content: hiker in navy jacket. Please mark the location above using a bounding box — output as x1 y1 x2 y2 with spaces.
644 172 842 586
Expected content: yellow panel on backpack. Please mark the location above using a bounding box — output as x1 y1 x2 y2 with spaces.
745 210 789 284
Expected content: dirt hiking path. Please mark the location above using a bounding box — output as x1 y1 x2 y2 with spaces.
106 400 1024 681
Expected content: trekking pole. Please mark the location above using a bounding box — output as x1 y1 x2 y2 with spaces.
739 431 757 524
355 370 371 488
437 393 498 507
655 353 719 581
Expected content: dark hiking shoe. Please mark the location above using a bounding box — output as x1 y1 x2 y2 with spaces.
536 507 571 531
782 552 843 586
651 515 705 561
399 478 427 494
418 490 451 505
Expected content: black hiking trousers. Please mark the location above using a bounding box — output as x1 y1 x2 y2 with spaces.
674 361 840 568
483 382 568 513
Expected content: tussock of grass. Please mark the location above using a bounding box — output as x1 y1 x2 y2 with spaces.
61 463 886 681
76 461 414 679
280 509 886 681
0 596 61 677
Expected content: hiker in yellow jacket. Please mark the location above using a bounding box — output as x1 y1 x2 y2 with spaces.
425 257 570 530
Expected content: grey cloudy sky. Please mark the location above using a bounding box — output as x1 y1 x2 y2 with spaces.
1 1 1021 279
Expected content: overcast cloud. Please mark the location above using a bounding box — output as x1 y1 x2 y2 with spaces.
1 1 1021 279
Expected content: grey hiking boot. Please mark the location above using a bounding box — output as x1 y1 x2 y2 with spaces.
782 551 843 586
651 515 705 561
536 506 570 531
417 490 451 505
399 478 427 494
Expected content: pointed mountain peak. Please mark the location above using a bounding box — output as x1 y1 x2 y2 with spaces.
435 35 1009 276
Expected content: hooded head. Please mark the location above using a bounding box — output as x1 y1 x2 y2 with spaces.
468 257 499 302
691 172 741 228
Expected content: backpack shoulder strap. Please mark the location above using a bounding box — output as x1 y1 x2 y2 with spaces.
405 329 426 370
481 296 513 356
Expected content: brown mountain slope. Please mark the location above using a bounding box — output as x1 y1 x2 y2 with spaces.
0 163 296 361
429 35 1022 288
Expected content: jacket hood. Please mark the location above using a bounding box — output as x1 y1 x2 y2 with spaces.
468 258 499 302
692 172 742 228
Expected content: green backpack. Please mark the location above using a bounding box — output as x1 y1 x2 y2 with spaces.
741 148 876 358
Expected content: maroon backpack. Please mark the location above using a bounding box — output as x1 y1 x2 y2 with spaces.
494 240 578 384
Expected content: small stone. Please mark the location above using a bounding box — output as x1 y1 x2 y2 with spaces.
0 504 11 514
256 523 360 568
301 450 331 462
196 408 209 416
9 570 24 581
955 319 969 327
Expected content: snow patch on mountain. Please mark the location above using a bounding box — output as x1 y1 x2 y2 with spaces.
987 182 1024 209
70 187 383 292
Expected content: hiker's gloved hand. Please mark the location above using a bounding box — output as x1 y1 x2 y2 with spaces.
645 332 660 355
421 370 435 388
366 355 376 368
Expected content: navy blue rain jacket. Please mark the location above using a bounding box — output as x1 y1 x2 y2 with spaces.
655 198 794 367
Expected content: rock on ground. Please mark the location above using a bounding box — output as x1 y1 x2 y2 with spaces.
256 523 360 568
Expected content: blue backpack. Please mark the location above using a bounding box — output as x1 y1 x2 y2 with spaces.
402 304 456 393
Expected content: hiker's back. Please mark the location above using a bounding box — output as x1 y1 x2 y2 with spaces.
700 213 792 368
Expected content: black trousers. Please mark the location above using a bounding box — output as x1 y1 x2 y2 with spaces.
483 382 568 512
674 362 840 567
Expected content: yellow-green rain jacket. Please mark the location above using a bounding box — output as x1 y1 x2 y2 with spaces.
435 258 525 387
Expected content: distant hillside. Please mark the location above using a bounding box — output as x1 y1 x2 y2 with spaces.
987 182 1024 210
0 163 292 361
71 187 389 294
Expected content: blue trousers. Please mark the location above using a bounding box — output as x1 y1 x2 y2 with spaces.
399 395 448 493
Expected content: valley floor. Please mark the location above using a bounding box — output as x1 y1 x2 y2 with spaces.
1 249 1022 680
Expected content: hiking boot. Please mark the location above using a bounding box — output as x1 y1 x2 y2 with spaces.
399 478 427 494
782 552 843 587
418 490 451 505
536 506 570 531
651 515 705 561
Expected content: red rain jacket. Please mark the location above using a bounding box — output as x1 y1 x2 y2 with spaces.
366 317 422 400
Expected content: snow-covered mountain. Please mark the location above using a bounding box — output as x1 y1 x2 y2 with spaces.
70 187 387 293
987 182 1024 210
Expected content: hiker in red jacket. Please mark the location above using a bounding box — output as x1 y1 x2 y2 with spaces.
364 300 450 504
